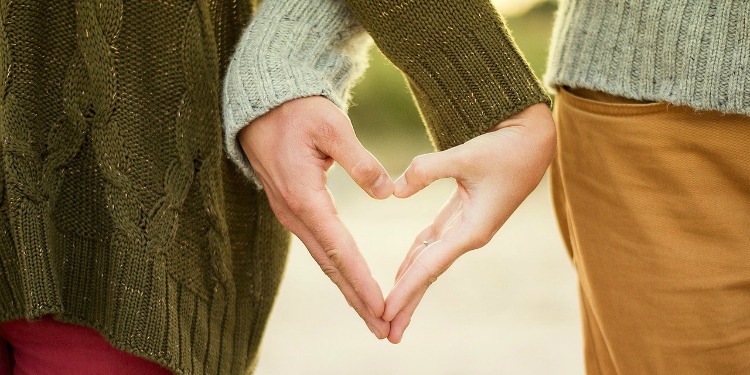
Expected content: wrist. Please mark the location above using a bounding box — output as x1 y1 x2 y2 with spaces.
221 0 371 185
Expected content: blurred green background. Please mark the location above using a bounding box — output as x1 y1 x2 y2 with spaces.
348 0 557 174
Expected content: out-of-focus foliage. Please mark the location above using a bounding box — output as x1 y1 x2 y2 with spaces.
348 1 557 173
505 0 557 78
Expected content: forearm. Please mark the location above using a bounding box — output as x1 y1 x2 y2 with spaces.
222 0 371 184
342 0 551 150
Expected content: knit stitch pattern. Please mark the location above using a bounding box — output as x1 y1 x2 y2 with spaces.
0 0 549 374
343 0 551 150
546 0 750 116
0 1 290 374
223 0 372 186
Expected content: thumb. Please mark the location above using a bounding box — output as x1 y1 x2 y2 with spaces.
394 149 461 198
317 119 393 199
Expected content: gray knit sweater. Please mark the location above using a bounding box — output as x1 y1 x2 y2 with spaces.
546 0 750 116
222 0 369 184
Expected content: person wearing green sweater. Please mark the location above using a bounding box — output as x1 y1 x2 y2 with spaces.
0 0 553 373
546 1 750 374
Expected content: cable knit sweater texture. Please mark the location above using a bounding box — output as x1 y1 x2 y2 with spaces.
546 0 750 116
0 0 547 374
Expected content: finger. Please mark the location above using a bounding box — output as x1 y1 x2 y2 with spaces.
395 192 463 282
384 230 473 321
334 268 391 339
431 190 465 231
263 182 389 338
288 185 387 320
395 226 434 282
297 230 391 339
388 287 427 344
312 216 387 320
315 119 393 199
268 193 390 338
394 148 463 198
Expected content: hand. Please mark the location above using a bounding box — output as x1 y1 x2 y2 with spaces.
383 102 556 343
238 96 394 339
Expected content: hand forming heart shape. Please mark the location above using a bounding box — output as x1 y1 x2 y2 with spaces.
239 96 555 343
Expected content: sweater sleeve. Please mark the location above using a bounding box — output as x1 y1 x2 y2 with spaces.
222 0 372 185
342 0 551 151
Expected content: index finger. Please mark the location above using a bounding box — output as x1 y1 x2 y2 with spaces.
383 229 473 322
290 218 390 338
289 185 387 319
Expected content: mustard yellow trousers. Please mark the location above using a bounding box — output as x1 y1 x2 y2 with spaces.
551 87 750 375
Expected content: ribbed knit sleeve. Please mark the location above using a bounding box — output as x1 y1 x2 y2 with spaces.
222 0 371 184
545 0 750 116
342 0 551 151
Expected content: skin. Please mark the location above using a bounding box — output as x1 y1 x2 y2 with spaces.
238 96 394 339
385 101 556 343
239 96 556 343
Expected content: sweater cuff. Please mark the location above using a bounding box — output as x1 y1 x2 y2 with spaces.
343 0 551 151
222 0 371 187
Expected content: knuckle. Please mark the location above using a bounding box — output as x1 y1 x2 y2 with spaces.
349 279 362 296
274 212 294 228
321 265 338 279
276 186 295 203
414 259 439 286
324 246 364 293
469 237 489 250
282 192 312 217
286 199 305 216
314 118 343 145
408 156 430 183
324 247 344 268
455 148 482 175
427 274 438 286
467 228 494 249
267 198 296 228
321 264 349 291
352 160 381 186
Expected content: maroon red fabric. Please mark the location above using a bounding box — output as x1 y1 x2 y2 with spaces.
0 316 171 375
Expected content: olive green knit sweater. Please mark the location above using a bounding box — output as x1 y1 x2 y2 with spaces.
0 0 547 374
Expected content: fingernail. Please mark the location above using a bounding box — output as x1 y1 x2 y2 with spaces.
366 322 377 336
366 322 385 339
394 176 406 196
371 173 392 198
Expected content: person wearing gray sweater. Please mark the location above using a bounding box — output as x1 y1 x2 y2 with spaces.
545 1 750 374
